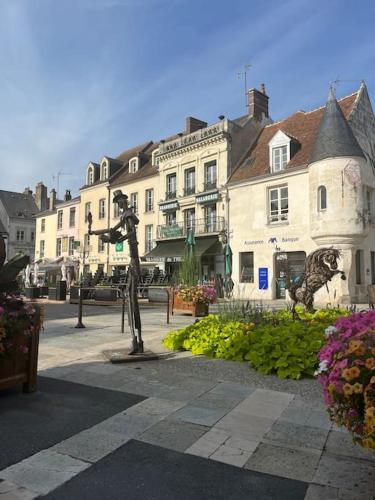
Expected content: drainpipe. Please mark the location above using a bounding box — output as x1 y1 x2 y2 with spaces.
106 185 110 274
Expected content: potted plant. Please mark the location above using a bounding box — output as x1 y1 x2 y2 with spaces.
0 235 43 393
172 284 216 317
316 310 375 448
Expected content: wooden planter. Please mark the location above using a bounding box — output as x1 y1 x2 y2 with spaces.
170 291 208 317
0 328 40 393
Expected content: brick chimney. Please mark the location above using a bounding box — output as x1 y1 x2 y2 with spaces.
49 188 57 210
35 182 48 211
247 84 269 121
64 189 72 202
185 116 207 134
23 187 33 196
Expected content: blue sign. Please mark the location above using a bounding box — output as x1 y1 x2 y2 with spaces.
259 267 268 290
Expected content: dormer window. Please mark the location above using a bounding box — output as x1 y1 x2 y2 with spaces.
87 167 94 185
129 157 138 173
102 161 108 180
272 146 288 172
152 149 160 167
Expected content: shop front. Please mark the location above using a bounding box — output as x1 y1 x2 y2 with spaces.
274 251 306 299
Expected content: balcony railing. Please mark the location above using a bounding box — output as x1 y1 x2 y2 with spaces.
203 181 217 191
183 186 195 196
157 216 225 240
165 191 177 200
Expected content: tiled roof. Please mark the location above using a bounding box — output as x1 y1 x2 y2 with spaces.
0 219 7 234
111 143 159 187
229 92 359 184
0 190 39 218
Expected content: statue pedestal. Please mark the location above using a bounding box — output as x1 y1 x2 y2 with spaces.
102 348 158 364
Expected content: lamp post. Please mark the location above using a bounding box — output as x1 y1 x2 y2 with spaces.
75 243 90 329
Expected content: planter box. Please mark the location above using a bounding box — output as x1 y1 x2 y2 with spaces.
171 291 208 317
94 288 118 302
24 287 40 299
39 286 48 297
0 328 40 393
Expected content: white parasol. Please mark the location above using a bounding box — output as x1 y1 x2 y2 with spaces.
24 264 31 287
61 262 67 281
33 261 39 286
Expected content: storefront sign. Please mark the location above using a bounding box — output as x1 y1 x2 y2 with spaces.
160 225 183 238
159 201 179 211
115 242 123 252
196 191 220 204
259 268 268 290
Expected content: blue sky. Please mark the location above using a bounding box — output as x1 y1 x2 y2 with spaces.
1 0 375 197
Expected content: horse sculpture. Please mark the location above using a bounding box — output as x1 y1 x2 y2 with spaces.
287 248 346 315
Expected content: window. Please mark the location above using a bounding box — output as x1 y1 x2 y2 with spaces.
41 218 45 232
31 231 35 242
184 208 195 232
68 237 75 256
204 204 217 232
272 146 288 172
85 202 91 222
204 161 217 190
99 198 106 219
102 161 108 180
239 252 254 283
145 189 154 212
98 238 105 253
371 251 375 285
84 233 90 249
184 168 195 196
152 149 160 166
87 167 94 185
40 240 45 258
113 202 120 218
57 210 63 229
69 207 76 227
129 158 138 173
367 189 372 215
318 186 327 211
56 238 62 257
268 186 288 223
166 211 176 226
16 230 25 241
166 173 177 199
130 193 138 214
356 249 364 285
145 225 153 252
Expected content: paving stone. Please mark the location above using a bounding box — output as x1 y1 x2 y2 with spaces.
210 444 252 467
233 389 294 419
313 453 375 496
325 430 375 463
209 382 255 399
304 483 340 499
263 420 329 451
224 436 259 453
174 404 229 426
185 428 230 457
95 412 161 437
139 419 209 452
245 442 321 482
0 451 89 496
125 397 186 417
52 427 129 463
0 480 38 500
215 412 275 440
192 391 244 410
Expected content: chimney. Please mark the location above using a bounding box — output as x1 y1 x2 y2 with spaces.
247 84 269 120
35 182 48 211
23 187 33 196
64 189 72 202
49 188 57 210
186 116 207 134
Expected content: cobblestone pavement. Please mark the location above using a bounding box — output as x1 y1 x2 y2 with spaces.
0 303 374 499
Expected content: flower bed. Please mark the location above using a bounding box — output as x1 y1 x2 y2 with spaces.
0 295 43 392
316 310 375 448
163 307 347 379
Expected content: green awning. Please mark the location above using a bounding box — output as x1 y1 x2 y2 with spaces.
145 237 222 261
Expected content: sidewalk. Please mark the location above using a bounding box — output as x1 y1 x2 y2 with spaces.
0 304 374 499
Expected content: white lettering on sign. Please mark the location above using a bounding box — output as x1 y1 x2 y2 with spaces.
196 192 220 203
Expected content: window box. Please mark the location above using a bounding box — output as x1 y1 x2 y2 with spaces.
170 290 208 317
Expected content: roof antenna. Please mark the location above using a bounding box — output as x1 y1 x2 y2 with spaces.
237 64 251 111
52 171 71 199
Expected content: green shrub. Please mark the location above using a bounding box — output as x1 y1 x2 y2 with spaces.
163 308 349 379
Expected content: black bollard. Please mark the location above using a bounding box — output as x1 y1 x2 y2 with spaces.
75 284 85 328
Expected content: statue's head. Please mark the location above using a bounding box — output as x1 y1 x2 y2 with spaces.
323 248 341 270
113 190 128 210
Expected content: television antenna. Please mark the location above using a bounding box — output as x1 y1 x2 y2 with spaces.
52 171 71 199
237 64 251 111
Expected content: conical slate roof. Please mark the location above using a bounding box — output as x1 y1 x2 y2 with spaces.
310 87 364 163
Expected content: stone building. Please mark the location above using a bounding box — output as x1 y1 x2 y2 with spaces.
228 83 375 304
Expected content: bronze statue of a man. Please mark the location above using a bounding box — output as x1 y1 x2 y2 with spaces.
88 190 143 354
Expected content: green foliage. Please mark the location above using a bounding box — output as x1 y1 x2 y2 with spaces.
178 251 200 286
163 307 348 379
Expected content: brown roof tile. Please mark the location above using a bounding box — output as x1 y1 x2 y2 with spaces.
229 92 358 184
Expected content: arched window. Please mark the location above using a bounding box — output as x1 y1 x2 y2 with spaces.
318 185 327 211
102 165 108 180
87 167 94 185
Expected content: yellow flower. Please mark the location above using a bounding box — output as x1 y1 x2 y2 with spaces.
328 383 335 393
362 437 375 449
365 407 375 417
343 383 354 396
342 368 352 381
350 366 361 379
365 358 375 369
370 376 375 385
353 383 363 394
354 346 366 356
349 340 362 352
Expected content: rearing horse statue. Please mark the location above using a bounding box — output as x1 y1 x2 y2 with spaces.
287 248 346 315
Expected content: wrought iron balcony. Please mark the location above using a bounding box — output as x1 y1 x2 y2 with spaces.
157 216 225 240
165 191 177 200
203 181 217 191
183 186 196 196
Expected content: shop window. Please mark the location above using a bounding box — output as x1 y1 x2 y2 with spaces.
239 252 254 283
268 185 288 223
318 186 327 211
355 249 364 285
